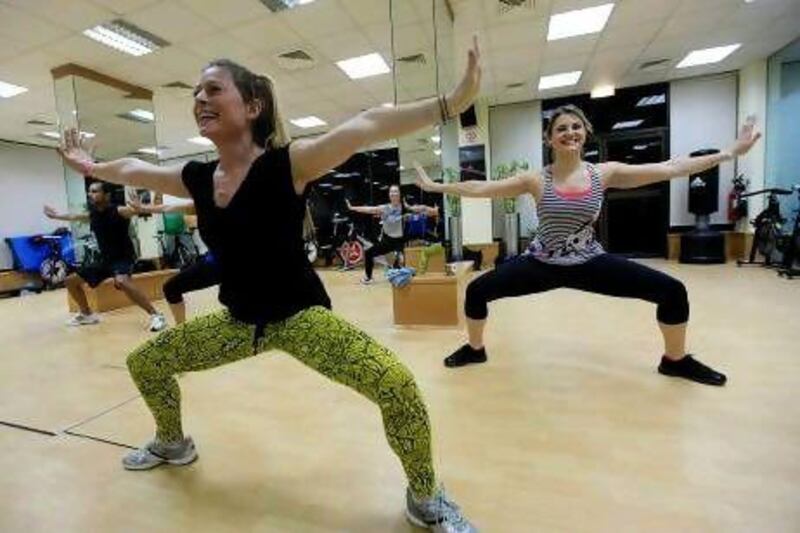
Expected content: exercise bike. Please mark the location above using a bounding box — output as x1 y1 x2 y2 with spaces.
777 184 800 279
32 228 71 288
330 213 366 270
736 187 792 267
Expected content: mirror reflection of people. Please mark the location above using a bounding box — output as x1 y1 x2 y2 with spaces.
347 185 438 284
127 198 216 326
415 105 761 386
43 181 167 331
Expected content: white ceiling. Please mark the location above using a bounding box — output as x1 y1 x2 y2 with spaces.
0 0 798 160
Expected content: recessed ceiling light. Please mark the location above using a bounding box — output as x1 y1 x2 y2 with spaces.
612 120 644 130
290 116 327 128
381 102 394 108
336 53 390 80
676 44 741 68
83 19 167 57
431 135 441 143
636 94 666 107
0 80 28 98
188 136 214 146
433 149 442 156
547 3 615 41
538 71 582 90
591 84 615 98
38 131 61 140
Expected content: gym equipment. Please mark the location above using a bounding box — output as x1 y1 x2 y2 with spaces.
156 213 199 269
680 149 725 264
330 214 365 270
31 229 72 288
737 188 792 267
5 231 76 272
777 185 800 279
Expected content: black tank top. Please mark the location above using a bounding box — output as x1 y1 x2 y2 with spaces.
89 205 135 262
181 146 331 324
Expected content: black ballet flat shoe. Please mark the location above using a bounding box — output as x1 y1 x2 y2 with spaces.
658 354 727 386
444 344 488 368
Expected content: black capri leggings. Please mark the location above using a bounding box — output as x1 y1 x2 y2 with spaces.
162 258 220 304
364 235 405 279
465 253 689 325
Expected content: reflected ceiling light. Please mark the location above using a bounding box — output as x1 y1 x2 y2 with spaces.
290 116 327 128
336 53 390 80
633 144 649 151
188 136 214 146
38 131 61 140
547 3 615 41
677 44 741 68
83 19 168 57
0 80 28 98
538 71 582 90
433 149 442 156
612 120 644 130
431 135 441 143
591 84 615 98
636 94 666 107
381 102 394 108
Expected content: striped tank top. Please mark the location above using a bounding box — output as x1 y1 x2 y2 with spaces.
528 163 605 265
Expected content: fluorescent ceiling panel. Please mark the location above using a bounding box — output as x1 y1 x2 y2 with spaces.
547 3 615 41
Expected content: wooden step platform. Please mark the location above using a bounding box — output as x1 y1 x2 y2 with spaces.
67 269 178 313
392 261 473 326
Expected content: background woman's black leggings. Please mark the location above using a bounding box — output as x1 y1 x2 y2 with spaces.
163 258 220 304
465 253 689 324
364 236 405 279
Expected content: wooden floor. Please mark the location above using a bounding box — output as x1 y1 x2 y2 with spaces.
1 260 798 533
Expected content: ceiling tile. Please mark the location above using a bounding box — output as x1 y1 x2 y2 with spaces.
126 1 218 45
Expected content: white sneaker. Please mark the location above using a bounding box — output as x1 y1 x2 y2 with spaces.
66 313 100 327
148 313 167 332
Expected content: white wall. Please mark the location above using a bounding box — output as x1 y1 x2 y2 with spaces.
669 73 738 227
738 60 768 224
488 101 543 239
0 142 68 269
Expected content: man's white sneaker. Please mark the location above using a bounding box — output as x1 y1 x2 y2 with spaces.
148 313 167 332
66 313 100 327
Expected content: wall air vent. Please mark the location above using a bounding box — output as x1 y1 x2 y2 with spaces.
639 59 671 72
260 0 313 13
397 53 427 65
275 48 316 70
162 81 193 89
498 0 534 15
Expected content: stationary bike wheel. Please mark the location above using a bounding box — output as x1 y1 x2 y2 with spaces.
305 240 318 264
40 258 68 286
756 223 778 258
346 241 364 265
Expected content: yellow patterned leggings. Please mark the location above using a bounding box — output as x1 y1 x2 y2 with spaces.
126 306 436 497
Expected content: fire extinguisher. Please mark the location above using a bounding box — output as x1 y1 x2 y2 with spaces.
728 173 748 222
